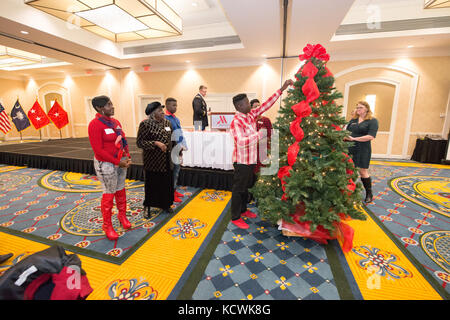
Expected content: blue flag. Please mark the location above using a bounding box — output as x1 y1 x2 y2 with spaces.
10 99 31 132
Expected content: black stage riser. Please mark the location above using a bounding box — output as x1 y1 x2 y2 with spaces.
0 138 233 191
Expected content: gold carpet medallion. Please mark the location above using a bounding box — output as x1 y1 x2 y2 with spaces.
390 176 450 218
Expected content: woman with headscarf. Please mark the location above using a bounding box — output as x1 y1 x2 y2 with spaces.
88 95 132 241
137 102 174 218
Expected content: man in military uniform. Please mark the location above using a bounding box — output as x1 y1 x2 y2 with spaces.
192 85 208 131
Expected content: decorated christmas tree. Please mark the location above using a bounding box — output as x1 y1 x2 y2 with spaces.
251 44 366 251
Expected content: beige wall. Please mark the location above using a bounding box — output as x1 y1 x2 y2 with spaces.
1 56 449 158
347 82 396 131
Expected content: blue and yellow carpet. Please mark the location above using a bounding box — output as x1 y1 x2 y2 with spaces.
0 160 449 300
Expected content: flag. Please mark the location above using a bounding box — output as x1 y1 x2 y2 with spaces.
28 100 50 130
10 99 31 132
0 103 12 134
47 99 69 130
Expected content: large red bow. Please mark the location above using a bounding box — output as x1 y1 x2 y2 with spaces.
299 44 330 62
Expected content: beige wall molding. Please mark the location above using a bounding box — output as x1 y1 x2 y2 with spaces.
335 63 419 158
37 82 75 139
343 77 400 158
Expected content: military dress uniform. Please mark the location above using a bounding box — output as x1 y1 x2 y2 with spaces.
192 93 208 130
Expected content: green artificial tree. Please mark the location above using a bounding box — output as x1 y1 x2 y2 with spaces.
251 44 366 247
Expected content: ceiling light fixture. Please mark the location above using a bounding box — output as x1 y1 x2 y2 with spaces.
424 0 450 8
20 30 29 34
407 45 414 48
0 46 42 69
25 0 183 42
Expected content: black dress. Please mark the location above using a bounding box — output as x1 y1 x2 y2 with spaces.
346 118 379 169
136 117 174 210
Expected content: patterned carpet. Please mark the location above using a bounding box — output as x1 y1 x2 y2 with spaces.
0 160 449 300
192 204 339 300
0 165 199 264
193 160 450 300
366 162 450 295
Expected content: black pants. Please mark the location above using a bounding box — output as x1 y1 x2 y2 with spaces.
231 163 256 221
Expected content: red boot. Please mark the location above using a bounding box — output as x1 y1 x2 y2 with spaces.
115 188 131 230
175 190 185 198
174 192 182 203
101 193 119 241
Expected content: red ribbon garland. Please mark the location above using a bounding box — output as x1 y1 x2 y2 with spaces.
274 44 356 252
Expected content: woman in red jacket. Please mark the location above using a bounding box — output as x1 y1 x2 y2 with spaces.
88 95 132 241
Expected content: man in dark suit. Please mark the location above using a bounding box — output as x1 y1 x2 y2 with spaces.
192 85 208 131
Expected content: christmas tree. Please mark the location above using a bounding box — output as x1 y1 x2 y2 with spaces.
251 44 366 250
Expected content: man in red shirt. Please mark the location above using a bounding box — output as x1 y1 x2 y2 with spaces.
230 79 293 229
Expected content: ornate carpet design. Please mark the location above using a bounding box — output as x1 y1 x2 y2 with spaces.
366 164 450 297
0 165 199 264
192 202 340 300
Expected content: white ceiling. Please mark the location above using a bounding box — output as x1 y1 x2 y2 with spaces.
0 0 449 80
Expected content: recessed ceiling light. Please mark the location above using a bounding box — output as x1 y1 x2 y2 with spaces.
407 45 414 48
192 2 198 7
262 54 267 57
20 30 29 35
185 60 191 63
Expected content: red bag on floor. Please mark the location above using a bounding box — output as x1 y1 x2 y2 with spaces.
279 204 354 252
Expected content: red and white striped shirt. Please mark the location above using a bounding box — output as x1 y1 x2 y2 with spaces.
230 90 281 164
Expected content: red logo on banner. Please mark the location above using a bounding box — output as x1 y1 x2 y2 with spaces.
217 115 227 125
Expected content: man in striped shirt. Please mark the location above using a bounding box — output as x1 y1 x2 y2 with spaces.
230 79 293 229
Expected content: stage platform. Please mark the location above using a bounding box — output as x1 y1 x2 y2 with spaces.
0 137 233 191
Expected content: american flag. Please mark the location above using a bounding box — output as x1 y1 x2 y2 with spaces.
0 103 12 134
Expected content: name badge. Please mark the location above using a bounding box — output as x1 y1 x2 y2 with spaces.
165 127 171 131
104 128 114 134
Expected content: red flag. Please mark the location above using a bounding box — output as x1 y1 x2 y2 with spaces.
47 100 69 129
28 100 50 130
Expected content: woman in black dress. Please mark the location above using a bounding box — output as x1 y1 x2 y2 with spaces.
345 101 379 203
137 102 174 218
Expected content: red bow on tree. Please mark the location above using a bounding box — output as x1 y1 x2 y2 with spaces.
299 44 330 62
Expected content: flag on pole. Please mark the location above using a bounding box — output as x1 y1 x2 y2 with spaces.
10 99 31 132
0 103 12 134
28 99 50 130
47 99 69 130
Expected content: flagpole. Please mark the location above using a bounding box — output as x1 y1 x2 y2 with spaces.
59 129 62 139
19 131 23 143
39 128 42 142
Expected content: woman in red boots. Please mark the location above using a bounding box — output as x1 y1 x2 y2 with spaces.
88 95 132 240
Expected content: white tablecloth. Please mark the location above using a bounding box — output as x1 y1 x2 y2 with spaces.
182 131 234 170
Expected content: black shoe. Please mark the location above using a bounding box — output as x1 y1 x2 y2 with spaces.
361 177 373 203
164 207 174 214
0 253 13 265
364 190 373 203
143 206 150 219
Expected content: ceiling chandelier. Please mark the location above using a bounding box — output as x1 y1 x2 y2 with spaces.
25 0 183 42
424 0 450 9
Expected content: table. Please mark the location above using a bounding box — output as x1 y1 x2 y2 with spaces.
182 131 234 170
411 137 448 164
